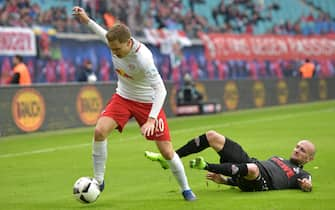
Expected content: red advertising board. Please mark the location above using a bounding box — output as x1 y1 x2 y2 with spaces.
0 27 36 56
198 33 335 60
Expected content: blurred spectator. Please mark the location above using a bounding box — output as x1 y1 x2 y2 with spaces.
247 60 258 80
1 0 334 37
76 60 97 83
189 0 205 12
0 57 12 85
282 60 294 78
10 55 32 85
299 58 316 79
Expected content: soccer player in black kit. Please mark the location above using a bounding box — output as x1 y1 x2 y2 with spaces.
145 130 315 192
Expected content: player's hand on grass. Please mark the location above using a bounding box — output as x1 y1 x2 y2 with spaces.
206 172 226 184
141 117 156 137
72 6 89 24
297 178 312 192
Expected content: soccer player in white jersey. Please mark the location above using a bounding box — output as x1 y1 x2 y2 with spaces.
72 6 196 201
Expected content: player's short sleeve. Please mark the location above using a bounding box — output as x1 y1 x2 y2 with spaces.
298 170 311 180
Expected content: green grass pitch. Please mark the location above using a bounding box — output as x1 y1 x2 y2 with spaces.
1 100 334 210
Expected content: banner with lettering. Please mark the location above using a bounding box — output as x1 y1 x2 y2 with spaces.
198 33 335 60
0 27 37 56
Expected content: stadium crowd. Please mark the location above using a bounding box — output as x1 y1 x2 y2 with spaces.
1 0 334 36
0 0 334 84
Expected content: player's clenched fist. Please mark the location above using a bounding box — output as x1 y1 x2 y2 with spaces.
297 178 312 192
72 6 89 24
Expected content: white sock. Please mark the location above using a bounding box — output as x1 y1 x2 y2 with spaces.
92 140 107 184
167 152 191 192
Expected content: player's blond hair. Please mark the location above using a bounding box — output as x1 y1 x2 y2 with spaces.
106 23 131 43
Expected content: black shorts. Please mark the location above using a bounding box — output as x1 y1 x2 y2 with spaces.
218 137 253 164
237 162 271 191
237 174 270 191
218 138 272 191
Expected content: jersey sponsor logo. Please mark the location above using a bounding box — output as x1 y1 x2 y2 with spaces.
271 157 295 178
76 86 103 125
115 68 133 79
12 88 45 132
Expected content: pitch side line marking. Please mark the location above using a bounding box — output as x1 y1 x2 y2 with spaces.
0 108 332 158
0 143 90 158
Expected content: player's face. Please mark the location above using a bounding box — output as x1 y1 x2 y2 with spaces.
290 140 314 165
108 39 132 58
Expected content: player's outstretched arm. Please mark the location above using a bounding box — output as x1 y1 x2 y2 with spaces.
72 6 89 24
72 6 108 43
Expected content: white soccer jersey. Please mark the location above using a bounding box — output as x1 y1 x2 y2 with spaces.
88 19 167 119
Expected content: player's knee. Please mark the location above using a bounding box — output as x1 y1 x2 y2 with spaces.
206 130 225 147
246 163 260 180
94 127 107 141
161 149 174 160
156 141 174 160
206 130 219 141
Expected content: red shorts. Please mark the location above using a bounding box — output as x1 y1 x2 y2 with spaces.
101 94 171 141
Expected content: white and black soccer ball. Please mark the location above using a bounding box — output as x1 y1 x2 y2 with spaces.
73 177 101 204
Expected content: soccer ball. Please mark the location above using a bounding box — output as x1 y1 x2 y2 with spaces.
73 177 101 204
87 73 97 83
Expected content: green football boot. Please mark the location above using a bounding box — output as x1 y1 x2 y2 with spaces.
144 151 170 169
190 156 207 170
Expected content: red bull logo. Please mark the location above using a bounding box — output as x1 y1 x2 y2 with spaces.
116 69 133 79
